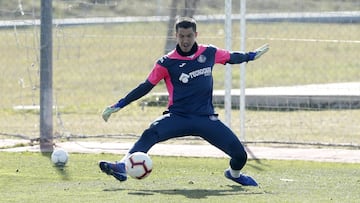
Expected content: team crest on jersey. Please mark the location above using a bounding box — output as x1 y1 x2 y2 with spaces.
197 55 206 63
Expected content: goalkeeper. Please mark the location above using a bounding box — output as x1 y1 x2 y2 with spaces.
99 17 269 186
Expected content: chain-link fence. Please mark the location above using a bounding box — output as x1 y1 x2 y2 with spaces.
0 0 359 148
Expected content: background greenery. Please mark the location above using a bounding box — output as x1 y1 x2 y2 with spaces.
0 0 359 19
0 0 359 146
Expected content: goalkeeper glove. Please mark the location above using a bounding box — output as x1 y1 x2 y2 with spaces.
102 99 126 122
248 43 269 61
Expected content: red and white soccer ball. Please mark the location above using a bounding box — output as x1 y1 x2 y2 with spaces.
125 152 153 179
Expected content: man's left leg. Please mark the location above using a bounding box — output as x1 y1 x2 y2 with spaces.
195 115 258 186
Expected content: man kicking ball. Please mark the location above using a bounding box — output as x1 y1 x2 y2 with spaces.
99 17 269 186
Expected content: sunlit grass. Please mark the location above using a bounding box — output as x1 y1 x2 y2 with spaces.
1 152 359 203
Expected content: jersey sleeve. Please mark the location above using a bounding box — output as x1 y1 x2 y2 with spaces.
147 63 169 85
121 63 166 106
214 48 231 64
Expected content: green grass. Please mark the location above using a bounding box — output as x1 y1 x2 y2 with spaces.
1 152 359 203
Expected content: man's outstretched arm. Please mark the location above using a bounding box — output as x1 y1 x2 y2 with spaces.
102 80 155 122
227 44 269 64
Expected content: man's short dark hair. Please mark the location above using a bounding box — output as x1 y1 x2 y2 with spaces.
175 17 197 32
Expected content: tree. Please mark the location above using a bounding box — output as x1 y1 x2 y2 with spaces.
164 0 199 54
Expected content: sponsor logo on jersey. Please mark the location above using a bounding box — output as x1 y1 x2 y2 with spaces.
179 63 186 67
189 67 212 78
158 56 166 63
179 73 190 83
179 67 212 83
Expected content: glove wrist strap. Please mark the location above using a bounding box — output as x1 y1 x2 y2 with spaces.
112 98 127 108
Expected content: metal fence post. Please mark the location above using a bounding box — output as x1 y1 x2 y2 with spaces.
40 0 53 152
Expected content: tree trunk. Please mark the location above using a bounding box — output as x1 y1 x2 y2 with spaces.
183 0 199 17
164 0 178 54
164 0 199 54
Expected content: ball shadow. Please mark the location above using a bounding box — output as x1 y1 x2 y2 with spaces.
42 152 71 180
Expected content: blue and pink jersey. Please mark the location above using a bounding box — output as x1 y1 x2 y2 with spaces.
147 44 231 115
122 44 251 172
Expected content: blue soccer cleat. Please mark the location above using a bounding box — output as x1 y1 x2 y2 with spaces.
99 161 127 182
224 169 258 186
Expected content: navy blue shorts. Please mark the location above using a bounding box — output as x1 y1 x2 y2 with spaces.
129 112 248 170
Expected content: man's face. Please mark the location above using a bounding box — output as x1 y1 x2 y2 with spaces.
176 27 197 53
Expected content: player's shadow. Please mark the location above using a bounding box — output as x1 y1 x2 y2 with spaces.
42 152 71 181
105 185 264 199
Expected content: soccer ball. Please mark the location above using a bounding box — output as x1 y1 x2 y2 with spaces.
51 148 69 166
125 152 153 179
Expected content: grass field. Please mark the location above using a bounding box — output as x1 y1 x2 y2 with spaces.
1 152 359 203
